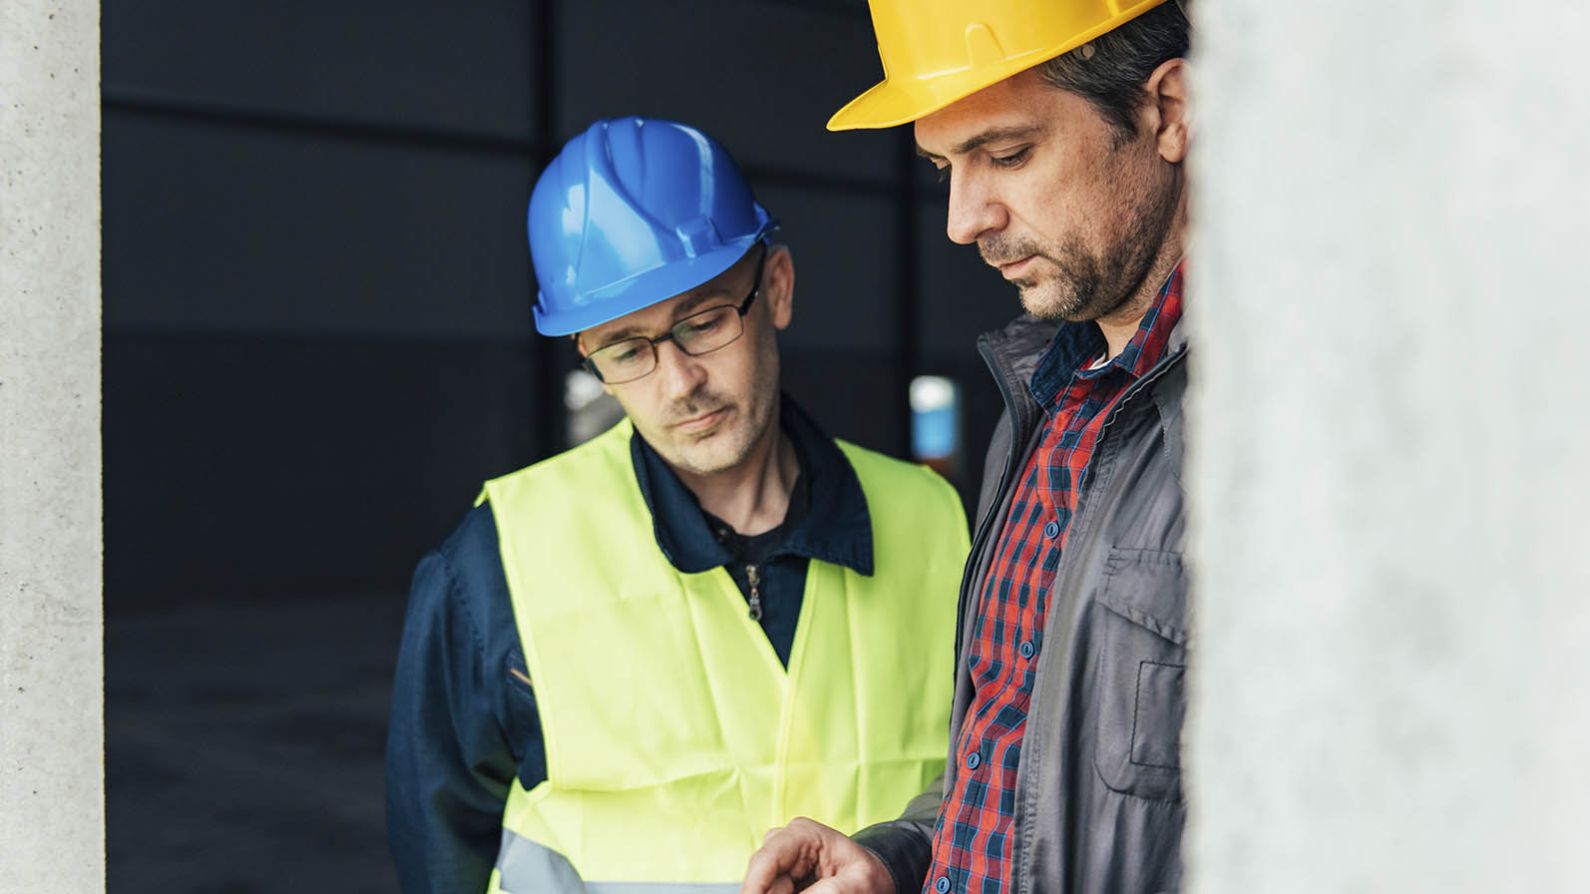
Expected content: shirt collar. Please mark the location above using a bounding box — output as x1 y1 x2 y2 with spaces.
1028 262 1187 406
631 394 875 577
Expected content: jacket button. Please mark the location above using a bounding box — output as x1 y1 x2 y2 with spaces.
1043 520 1060 539
965 751 981 770
1019 640 1036 659
935 877 952 893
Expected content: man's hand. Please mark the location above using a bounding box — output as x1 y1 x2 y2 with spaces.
741 817 895 894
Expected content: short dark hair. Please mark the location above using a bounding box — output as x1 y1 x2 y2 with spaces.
1036 3 1190 147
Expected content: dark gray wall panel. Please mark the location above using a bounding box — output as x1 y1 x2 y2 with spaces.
761 185 895 352
104 110 538 337
104 0 536 140
559 0 894 182
108 599 401 892
781 348 900 460
914 155 949 189
104 332 541 608
916 207 1039 508
917 205 1017 355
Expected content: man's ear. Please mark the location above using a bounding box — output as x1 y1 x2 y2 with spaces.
1145 58 1190 164
765 245 795 331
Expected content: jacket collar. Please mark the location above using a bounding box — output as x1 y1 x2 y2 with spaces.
1027 264 1186 406
978 312 1060 406
630 394 875 577
977 272 1189 420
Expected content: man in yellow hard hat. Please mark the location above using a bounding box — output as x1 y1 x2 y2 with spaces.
742 2 1192 892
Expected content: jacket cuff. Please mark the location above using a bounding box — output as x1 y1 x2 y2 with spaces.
853 821 933 894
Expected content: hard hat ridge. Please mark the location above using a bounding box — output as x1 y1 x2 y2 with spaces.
529 116 776 337
830 0 1174 131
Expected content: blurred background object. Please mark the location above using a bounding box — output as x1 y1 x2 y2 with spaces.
911 375 962 479
101 1 1011 890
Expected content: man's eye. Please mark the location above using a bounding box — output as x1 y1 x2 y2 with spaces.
610 345 643 364
991 147 1031 168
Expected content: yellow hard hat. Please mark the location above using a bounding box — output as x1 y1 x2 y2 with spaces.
829 0 1174 131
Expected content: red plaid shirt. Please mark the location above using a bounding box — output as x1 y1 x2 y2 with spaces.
924 266 1185 894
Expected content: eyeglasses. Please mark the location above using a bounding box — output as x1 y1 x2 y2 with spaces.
581 246 768 385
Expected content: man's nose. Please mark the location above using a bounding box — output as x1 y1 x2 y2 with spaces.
653 339 708 400
945 171 1006 246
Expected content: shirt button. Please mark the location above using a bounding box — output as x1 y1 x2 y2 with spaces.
1019 640 1036 660
1043 520 1060 539
965 750 981 770
935 877 952 894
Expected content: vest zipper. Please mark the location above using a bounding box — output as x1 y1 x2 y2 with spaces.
746 564 764 621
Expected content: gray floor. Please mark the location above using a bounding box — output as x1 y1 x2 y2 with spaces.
107 597 406 893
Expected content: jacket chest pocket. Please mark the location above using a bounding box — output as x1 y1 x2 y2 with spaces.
1092 548 1188 803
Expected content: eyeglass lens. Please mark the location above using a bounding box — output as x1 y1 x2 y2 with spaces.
589 304 745 383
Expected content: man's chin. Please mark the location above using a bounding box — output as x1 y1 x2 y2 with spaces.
672 443 743 477
1017 285 1071 321
667 425 751 475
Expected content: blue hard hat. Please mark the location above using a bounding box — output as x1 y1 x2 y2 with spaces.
528 116 778 336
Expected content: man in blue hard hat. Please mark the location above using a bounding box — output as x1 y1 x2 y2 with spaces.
385 117 971 894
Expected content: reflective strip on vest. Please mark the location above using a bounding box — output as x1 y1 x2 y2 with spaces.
485 418 969 882
495 829 740 894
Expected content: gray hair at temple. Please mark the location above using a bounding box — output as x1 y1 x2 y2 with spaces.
1037 2 1192 148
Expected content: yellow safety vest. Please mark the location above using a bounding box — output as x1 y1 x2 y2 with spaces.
480 419 967 894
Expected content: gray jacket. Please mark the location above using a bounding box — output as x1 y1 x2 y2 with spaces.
856 312 1189 894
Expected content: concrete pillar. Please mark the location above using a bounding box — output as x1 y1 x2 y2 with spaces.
0 2 103 891
1187 0 1590 890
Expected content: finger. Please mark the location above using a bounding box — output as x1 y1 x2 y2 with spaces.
740 859 776 894
741 844 794 894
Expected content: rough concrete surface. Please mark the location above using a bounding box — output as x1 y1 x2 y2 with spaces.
1187 0 1590 890
0 1 103 891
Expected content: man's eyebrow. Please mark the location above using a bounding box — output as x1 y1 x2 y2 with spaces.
922 125 1045 160
590 291 725 348
590 324 644 347
671 290 724 319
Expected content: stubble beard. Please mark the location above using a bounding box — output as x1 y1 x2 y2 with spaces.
645 360 780 479
981 165 1181 323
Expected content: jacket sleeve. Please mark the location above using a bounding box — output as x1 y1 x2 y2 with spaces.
386 546 522 894
851 774 945 894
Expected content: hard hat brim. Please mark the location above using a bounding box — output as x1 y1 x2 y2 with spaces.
827 0 1172 131
533 236 767 337
826 50 1057 132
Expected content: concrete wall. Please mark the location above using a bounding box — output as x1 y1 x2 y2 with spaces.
0 1 103 891
1187 0 1590 889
